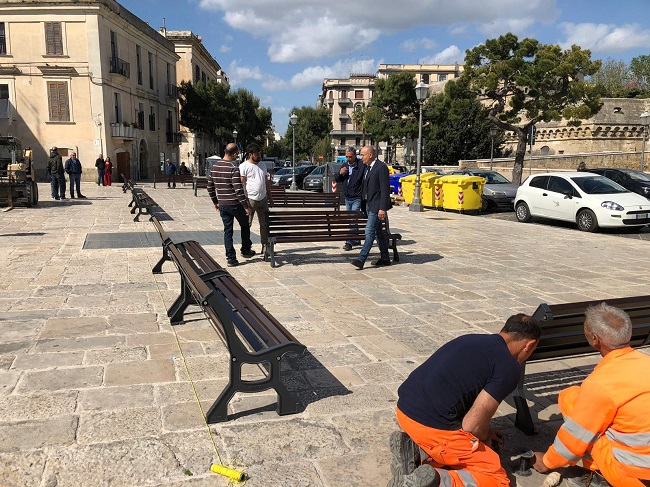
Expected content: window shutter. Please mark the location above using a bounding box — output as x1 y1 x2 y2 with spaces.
45 22 63 55
47 81 70 122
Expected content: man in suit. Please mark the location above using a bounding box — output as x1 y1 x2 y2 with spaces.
351 145 391 270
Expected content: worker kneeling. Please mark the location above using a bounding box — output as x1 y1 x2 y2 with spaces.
390 314 541 487
533 303 650 487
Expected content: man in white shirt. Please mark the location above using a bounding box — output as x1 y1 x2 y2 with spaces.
239 144 273 257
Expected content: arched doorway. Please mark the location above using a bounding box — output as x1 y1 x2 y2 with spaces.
115 149 130 183
138 139 148 179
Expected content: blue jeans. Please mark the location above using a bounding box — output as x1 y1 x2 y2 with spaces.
69 173 82 197
358 210 389 264
345 197 362 246
97 168 105 185
219 204 252 261
50 174 65 198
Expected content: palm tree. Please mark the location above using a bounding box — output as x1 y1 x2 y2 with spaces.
352 102 368 146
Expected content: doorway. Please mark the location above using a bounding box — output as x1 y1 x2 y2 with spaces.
116 151 130 183
138 139 148 179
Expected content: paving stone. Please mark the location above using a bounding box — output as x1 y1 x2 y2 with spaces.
0 391 78 421
34 336 125 353
0 450 47 487
77 384 155 411
76 407 161 445
17 366 104 393
0 370 21 395
84 346 147 365
104 359 177 386
0 415 78 452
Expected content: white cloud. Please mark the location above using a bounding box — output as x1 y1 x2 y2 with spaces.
219 45 231 53
290 59 378 89
419 45 464 65
401 38 437 52
226 60 264 85
559 23 650 53
197 0 558 62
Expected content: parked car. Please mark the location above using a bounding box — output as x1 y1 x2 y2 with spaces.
514 172 650 232
448 170 518 211
390 166 446 194
273 165 316 188
303 163 344 191
585 168 650 200
390 165 408 174
272 167 293 185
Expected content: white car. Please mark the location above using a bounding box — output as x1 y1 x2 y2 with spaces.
515 172 650 232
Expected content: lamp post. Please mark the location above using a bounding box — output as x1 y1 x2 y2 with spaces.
289 112 298 190
331 142 335 162
410 82 429 212
489 126 498 171
641 112 650 172
232 129 238 161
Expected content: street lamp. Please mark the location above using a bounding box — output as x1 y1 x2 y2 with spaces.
289 112 298 190
489 126 498 171
640 112 650 172
232 129 238 160
410 82 429 212
331 142 335 162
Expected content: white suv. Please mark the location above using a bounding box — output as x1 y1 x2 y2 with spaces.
515 172 650 232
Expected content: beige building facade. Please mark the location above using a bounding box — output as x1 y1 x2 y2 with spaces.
0 0 181 182
163 30 228 176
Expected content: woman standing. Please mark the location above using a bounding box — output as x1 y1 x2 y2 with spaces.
104 156 113 186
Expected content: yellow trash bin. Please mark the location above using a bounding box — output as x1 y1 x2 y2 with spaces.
439 175 485 212
431 177 445 209
400 174 417 204
419 173 441 207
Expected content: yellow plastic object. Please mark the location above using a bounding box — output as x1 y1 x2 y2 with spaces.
438 175 485 212
211 464 247 482
431 177 445 209
400 174 417 204
418 173 442 207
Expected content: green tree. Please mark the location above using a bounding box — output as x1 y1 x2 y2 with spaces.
312 136 333 164
423 77 508 165
630 55 650 89
590 58 631 97
178 80 235 140
464 33 602 184
352 102 369 146
283 107 332 162
231 89 273 149
365 72 419 145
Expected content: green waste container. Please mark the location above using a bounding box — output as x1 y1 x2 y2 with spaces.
439 175 485 212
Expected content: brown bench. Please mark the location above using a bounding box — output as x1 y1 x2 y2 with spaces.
513 296 650 435
265 209 401 267
270 190 341 210
153 173 194 189
121 173 135 193
129 189 157 222
193 176 207 197
149 216 306 422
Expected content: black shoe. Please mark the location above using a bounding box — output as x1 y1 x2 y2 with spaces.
343 243 353 251
388 464 440 487
352 240 361 246
78 194 86 198
372 258 391 267
60 196 66 199
390 431 420 477
70 195 75 199
241 249 256 258
227 259 239 267
54 197 60 200
350 259 364 269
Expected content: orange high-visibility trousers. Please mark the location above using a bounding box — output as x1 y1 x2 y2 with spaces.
559 386 649 487
396 407 509 487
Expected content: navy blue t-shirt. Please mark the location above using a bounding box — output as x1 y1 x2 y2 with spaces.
397 334 521 430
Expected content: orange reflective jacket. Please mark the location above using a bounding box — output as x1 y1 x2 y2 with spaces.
543 347 650 480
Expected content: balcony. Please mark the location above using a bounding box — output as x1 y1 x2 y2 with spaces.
111 124 137 139
325 98 334 106
108 57 130 78
338 98 352 106
338 113 351 121
166 84 178 98
166 132 182 144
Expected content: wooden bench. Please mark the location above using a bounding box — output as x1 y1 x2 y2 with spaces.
193 176 207 197
513 296 650 435
149 216 306 423
270 190 341 210
153 173 194 189
265 209 401 267
121 173 135 193
129 189 157 222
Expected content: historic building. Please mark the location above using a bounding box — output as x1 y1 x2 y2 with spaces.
0 0 182 181
162 30 228 176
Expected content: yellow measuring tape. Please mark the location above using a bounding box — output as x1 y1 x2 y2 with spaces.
135 219 248 483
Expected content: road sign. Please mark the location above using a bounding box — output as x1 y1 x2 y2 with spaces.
318 154 323 161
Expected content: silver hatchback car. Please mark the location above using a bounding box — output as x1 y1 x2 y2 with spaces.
448 170 518 211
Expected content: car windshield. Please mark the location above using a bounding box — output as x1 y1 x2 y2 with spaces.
620 169 650 182
275 168 292 176
308 166 325 176
571 176 629 194
296 166 314 174
474 172 511 184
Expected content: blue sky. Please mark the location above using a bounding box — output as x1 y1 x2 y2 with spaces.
119 0 650 132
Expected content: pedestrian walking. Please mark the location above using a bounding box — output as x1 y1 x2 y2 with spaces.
95 153 105 186
165 159 177 188
64 152 86 198
239 143 273 257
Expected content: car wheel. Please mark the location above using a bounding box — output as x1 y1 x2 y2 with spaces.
481 196 490 212
576 209 598 232
515 201 532 223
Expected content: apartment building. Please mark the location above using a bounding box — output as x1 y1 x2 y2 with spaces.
0 0 180 181
319 64 464 162
163 30 228 176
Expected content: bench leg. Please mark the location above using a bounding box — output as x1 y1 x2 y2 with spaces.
152 251 169 274
168 279 194 324
391 238 400 262
269 242 276 268
133 208 142 222
513 363 536 435
270 358 301 416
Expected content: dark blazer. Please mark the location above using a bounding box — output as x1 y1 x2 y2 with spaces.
362 159 391 214
335 159 366 199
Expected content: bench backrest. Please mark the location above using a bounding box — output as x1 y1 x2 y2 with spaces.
530 296 650 361
166 240 299 350
267 210 366 237
271 191 341 209
150 216 170 245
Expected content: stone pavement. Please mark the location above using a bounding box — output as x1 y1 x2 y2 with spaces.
0 182 648 487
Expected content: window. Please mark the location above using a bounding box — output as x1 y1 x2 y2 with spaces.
166 110 173 133
110 30 117 59
340 90 347 99
195 64 200 82
422 74 429 84
0 84 8 118
202 72 206 83
149 106 156 131
547 176 576 195
148 52 154 89
166 62 171 86
341 122 347 131
47 81 70 121
137 102 144 129
0 23 6 55
438 74 447 81
113 92 121 123
341 107 347 114
45 22 63 55
354 90 363 99
529 176 548 189
136 45 142 85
